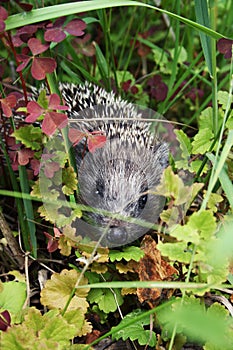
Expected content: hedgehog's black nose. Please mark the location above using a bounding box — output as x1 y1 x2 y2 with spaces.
106 226 128 245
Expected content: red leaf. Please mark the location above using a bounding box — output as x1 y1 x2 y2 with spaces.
18 2 33 11
87 134 107 153
28 38 50 55
68 128 86 146
48 93 68 110
17 148 34 165
31 57 57 80
47 239 59 253
30 158 40 176
217 38 233 59
43 229 60 253
0 21 5 32
0 94 17 117
43 161 60 178
0 6 8 21
46 16 66 29
16 55 31 72
25 101 44 122
54 227 62 238
42 111 68 136
44 27 66 43
0 310 11 331
65 19 86 36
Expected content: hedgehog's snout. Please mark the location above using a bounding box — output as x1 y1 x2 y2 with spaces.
106 226 128 245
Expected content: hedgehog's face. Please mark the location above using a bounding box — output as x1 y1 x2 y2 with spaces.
77 139 168 247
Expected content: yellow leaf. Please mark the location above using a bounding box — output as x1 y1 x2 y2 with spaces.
40 269 89 312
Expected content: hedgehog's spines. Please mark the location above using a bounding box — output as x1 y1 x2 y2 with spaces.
60 82 160 151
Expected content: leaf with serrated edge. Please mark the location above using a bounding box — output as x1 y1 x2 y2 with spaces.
113 309 156 347
40 269 89 312
109 246 144 262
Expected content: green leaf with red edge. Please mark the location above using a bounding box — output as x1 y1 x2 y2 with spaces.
42 111 68 136
87 134 107 153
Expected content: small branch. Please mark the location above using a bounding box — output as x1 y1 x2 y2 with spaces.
0 209 24 268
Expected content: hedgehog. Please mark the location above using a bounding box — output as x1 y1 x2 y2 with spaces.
56 82 169 247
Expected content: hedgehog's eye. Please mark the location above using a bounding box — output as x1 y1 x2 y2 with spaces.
138 192 148 210
96 178 105 197
138 182 148 210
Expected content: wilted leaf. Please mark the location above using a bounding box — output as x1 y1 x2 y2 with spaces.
136 235 177 307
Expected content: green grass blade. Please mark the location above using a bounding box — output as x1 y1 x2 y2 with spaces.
194 0 212 76
0 136 31 252
94 42 109 86
207 153 233 209
18 165 37 257
5 0 227 40
202 130 233 210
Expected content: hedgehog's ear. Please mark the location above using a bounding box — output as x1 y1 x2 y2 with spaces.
153 142 169 169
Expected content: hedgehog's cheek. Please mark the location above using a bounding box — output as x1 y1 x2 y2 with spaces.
106 226 128 245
